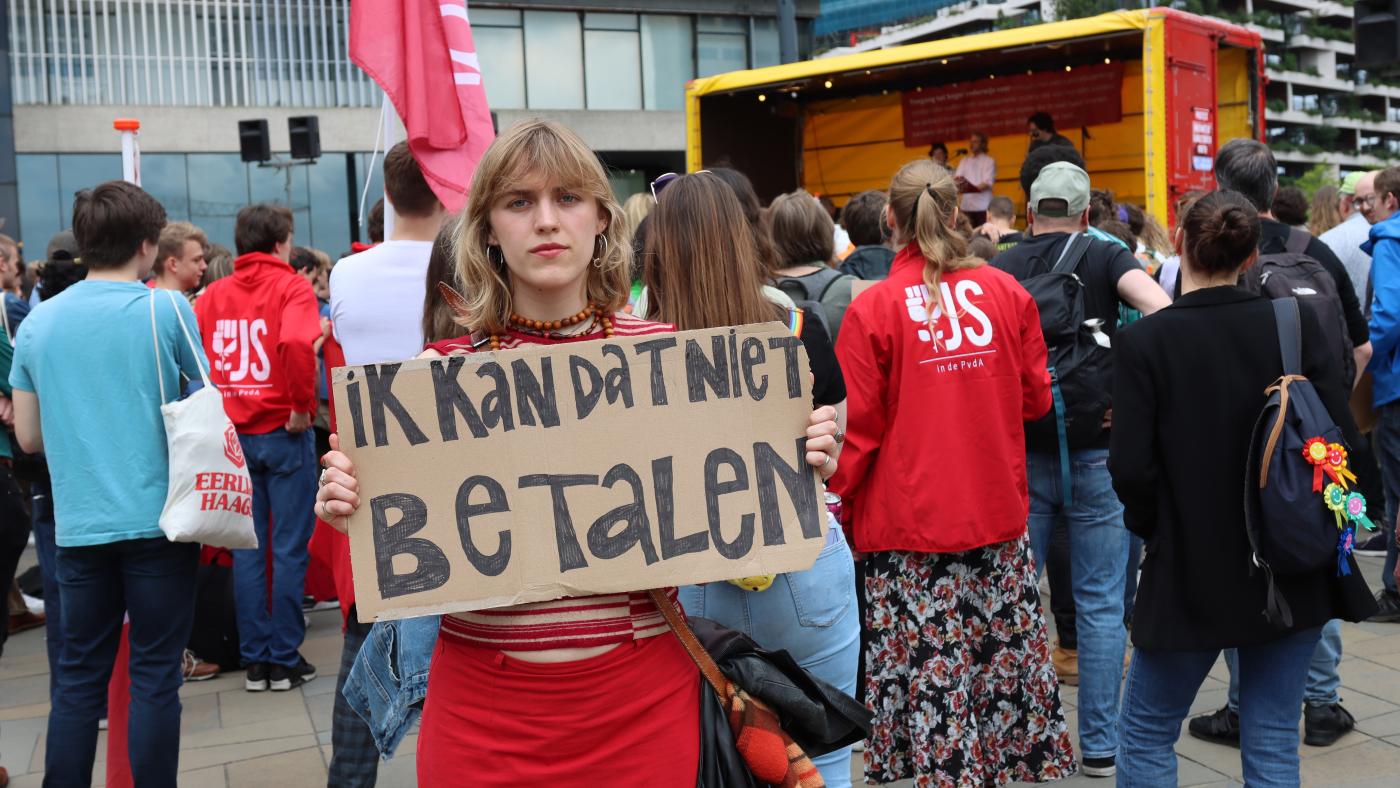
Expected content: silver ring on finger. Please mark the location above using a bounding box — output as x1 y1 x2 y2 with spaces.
821 455 833 470
319 468 330 487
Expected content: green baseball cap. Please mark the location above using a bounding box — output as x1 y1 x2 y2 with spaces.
1029 161 1091 218
1341 171 1365 195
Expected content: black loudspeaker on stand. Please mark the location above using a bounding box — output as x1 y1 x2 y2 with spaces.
289 116 321 161
238 119 270 163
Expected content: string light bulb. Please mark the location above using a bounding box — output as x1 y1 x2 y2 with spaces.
824 79 833 88
1065 65 1073 72
758 94 766 102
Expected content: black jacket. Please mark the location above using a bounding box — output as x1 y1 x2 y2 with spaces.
1109 286 1377 651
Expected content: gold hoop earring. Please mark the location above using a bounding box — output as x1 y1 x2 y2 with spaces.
592 234 608 268
487 245 504 267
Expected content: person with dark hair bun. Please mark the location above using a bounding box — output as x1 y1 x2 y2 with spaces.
1109 191 1378 786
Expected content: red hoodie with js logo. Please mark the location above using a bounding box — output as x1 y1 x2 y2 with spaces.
195 252 322 434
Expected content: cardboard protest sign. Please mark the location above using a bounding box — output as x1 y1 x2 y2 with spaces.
331 322 827 622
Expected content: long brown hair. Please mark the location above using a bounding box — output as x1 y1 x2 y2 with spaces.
422 225 464 344
709 167 779 273
642 173 785 330
887 158 981 315
1309 184 1344 237
453 120 630 334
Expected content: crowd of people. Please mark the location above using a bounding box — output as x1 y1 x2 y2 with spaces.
0 110 1398 788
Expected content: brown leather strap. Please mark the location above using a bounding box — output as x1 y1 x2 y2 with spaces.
648 588 729 698
1260 375 1307 488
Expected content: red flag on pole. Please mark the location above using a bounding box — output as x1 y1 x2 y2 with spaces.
350 0 495 213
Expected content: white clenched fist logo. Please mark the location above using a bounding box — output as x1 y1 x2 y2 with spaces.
211 318 271 382
907 282 994 352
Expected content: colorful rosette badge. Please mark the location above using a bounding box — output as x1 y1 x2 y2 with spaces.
1303 438 1359 492
1321 481 1378 577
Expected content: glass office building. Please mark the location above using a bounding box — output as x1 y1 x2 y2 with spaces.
6 0 815 254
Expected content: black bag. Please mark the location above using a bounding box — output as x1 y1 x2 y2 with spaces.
690 617 872 757
1240 227 1356 386
1244 298 1355 628
1020 233 1115 453
188 559 243 670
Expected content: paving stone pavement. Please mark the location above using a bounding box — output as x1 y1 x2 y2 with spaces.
3 549 1400 786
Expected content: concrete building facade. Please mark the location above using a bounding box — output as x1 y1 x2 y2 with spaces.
4 0 818 255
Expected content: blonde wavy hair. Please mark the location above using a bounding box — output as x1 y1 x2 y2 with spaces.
887 159 982 315
453 119 630 335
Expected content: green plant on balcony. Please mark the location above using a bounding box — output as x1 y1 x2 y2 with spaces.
1302 19 1354 42
1309 125 1341 148
1266 98 1288 113
1251 10 1284 28
1275 52 1300 73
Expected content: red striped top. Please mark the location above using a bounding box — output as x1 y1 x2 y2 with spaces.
426 312 679 651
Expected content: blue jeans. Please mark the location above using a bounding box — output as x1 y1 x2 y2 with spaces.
1374 403 1400 592
1119 626 1323 787
1027 448 1130 761
46 537 199 788
30 477 62 694
1225 619 1343 709
234 428 317 667
679 520 860 788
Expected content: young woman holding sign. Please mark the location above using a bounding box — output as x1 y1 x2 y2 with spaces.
829 159 1077 785
314 120 842 786
644 171 861 788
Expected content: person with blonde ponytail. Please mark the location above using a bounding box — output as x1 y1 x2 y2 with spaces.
829 159 1076 785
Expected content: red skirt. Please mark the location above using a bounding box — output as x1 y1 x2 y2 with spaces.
417 632 701 787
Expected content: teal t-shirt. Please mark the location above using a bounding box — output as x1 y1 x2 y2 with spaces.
9 280 210 547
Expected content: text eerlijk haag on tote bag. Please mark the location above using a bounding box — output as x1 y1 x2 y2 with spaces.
151 288 257 550
332 322 828 623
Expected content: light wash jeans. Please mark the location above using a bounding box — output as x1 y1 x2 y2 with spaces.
1118 626 1323 787
1026 448 1130 761
1225 619 1343 709
678 515 860 788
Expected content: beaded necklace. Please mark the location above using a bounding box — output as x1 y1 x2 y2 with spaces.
488 302 614 351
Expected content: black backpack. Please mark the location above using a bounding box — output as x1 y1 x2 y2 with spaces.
1244 298 1369 628
1240 227 1355 386
775 268 848 337
1019 234 1115 490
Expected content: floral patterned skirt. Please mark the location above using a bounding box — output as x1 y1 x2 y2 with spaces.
862 536 1076 786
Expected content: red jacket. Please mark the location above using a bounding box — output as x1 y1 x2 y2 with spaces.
195 252 322 434
830 245 1051 553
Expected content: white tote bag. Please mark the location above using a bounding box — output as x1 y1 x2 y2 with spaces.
151 289 258 549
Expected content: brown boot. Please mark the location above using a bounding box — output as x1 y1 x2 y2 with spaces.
8 611 45 635
1052 641 1079 686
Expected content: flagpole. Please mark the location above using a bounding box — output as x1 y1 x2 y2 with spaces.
381 93 399 239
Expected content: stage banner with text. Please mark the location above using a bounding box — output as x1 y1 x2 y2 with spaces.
902 62 1124 146
331 323 827 622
